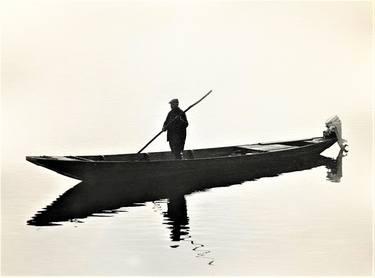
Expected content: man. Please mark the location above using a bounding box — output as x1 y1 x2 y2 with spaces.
162 99 188 159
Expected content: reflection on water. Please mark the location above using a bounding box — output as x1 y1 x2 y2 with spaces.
163 196 189 242
154 198 215 264
326 150 346 183
27 151 345 264
28 151 345 227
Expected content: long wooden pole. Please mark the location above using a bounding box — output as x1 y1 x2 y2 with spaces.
137 90 212 154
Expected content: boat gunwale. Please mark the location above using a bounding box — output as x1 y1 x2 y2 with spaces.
26 137 335 164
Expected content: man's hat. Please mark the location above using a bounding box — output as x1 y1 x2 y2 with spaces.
169 98 179 104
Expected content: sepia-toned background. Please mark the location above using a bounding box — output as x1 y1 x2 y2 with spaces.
2 0 373 275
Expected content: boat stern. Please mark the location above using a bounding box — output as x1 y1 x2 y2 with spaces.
324 115 348 151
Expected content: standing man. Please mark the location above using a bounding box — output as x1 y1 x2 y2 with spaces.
162 99 188 159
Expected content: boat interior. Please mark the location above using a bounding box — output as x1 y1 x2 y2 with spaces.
60 137 325 162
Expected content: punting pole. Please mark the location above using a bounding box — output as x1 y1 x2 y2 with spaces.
137 90 213 154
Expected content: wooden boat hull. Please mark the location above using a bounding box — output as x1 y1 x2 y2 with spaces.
28 152 342 226
26 137 337 182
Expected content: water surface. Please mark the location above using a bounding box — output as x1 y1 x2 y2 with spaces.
2 136 372 275
2 1 372 275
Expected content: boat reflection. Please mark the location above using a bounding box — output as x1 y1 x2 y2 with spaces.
27 151 345 265
28 151 345 227
326 150 346 182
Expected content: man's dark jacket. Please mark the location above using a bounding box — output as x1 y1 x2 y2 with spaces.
163 108 188 142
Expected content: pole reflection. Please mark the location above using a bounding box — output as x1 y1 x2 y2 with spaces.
27 151 346 265
28 152 345 227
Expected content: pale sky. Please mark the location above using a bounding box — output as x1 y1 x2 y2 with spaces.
2 0 372 157
1 1 373 275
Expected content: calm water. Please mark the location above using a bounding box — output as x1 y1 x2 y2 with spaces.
1 127 372 276
2 2 372 275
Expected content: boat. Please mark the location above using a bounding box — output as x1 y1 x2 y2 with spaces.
26 133 338 181
27 151 344 226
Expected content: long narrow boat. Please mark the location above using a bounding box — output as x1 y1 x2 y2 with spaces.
27 152 343 226
26 133 338 181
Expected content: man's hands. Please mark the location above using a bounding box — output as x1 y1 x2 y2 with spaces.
163 114 187 132
179 116 187 124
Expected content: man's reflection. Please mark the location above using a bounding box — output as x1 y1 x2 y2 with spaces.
163 195 189 242
28 152 346 227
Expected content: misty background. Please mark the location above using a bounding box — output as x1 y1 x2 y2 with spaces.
2 1 371 157
1 0 373 275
